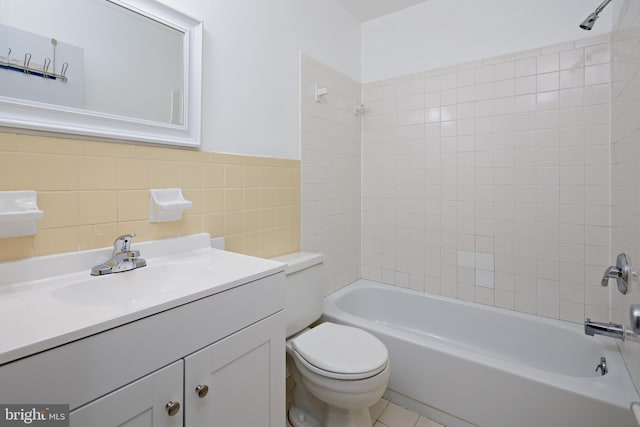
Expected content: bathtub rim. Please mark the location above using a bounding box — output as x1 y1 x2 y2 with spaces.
322 279 639 413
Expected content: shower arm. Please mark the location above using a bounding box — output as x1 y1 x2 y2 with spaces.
594 0 613 15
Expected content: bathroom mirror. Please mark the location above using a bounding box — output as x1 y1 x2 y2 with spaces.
0 0 202 147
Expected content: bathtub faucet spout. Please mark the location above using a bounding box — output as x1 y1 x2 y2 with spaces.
585 319 625 340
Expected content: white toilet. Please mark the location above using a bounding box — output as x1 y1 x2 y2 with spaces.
273 252 390 427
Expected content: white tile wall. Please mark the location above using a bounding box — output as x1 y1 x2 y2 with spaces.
361 35 611 322
611 0 640 394
300 55 361 295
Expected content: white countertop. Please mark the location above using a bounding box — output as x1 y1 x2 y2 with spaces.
0 234 285 365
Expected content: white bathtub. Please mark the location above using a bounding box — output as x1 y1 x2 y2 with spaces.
322 280 639 427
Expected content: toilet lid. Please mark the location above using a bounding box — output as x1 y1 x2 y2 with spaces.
291 322 388 378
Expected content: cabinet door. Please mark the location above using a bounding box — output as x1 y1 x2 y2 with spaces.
184 312 285 427
70 360 183 427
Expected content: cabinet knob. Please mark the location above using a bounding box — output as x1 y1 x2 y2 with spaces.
165 401 181 417
195 384 209 398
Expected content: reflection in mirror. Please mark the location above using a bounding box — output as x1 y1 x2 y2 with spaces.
0 0 202 147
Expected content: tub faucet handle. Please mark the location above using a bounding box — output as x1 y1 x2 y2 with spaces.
601 253 631 295
601 265 621 286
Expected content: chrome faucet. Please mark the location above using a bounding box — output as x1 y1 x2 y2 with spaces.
585 317 640 342
90 234 146 276
601 265 622 287
585 319 625 340
600 253 631 294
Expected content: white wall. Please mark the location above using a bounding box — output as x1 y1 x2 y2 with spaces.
158 0 361 159
361 0 613 83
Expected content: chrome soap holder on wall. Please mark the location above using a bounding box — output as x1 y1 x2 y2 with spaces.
0 191 44 238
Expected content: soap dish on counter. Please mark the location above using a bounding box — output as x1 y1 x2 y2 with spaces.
149 188 193 223
0 191 44 238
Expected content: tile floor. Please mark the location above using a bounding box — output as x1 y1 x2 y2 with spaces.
371 399 445 427
286 397 445 427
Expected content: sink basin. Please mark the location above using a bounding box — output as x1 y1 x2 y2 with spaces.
0 233 286 366
52 263 214 307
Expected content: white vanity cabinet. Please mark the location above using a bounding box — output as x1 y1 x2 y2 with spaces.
184 312 284 426
0 270 285 427
70 361 184 427
69 312 284 427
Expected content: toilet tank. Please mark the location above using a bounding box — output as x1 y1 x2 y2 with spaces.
272 252 324 337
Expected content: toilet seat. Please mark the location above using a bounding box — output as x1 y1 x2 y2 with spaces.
290 322 388 380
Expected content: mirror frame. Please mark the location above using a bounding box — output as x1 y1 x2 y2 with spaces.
0 0 203 147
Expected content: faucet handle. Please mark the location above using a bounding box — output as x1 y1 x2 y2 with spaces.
601 253 631 295
113 233 136 254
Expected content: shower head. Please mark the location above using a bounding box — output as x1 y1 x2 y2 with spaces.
580 0 613 30
580 12 599 30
